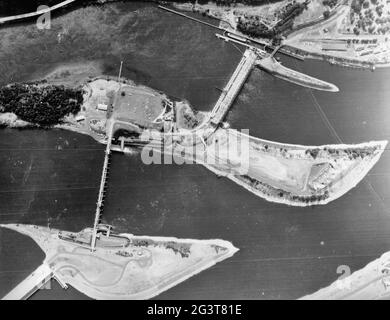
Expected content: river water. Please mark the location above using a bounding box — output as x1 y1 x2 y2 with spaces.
0 2 390 299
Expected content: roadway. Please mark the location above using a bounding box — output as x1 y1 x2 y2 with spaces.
2 264 53 300
0 0 76 24
210 49 257 126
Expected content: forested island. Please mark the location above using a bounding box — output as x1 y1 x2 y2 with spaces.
0 83 83 126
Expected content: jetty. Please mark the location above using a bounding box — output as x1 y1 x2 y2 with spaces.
257 56 339 92
158 5 220 30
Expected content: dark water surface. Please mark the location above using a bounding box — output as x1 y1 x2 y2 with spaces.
0 2 390 299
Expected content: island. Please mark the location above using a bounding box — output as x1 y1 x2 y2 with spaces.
1 223 238 300
0 60 386 207
301 251 390 299
0 0 388 301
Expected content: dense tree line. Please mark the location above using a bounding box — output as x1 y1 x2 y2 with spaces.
237 1 308 39
351 0 365 14
322 0 338 8
195 0 283 5
0 83 83 126
237 16 274 39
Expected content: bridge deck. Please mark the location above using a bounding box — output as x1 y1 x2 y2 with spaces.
210 49 257 126
91 129 113 250
3 264 53 300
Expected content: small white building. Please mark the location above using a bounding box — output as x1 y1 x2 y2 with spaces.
97 103 108 111
75 115 86 122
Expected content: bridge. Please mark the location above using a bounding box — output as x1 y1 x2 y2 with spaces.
2 263 67 300
210 48 257 126
90 124 113 251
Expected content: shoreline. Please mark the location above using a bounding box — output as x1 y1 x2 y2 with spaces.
171 1 390 70
282 45 381 70
301 251 390 299
205 130 387 207
118 128 387 207
1 0 388 70
66 233 238 300
1 224 239 300
1 72 387 208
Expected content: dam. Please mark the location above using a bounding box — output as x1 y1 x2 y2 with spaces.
210 48 257 126
91 124 113 251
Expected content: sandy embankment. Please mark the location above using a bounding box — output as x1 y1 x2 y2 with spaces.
200 129 388 207
301 251 390 300
0 113 30 128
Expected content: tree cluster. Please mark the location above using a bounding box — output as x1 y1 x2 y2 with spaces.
351 0 365 15
0 83 83 126
322 0 338 8
237 1 308 39
172 0 282 5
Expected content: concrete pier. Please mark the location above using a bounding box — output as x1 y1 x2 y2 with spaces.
210 49 257 126
2 264 53 300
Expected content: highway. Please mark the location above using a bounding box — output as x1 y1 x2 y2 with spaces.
0 0 76 24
